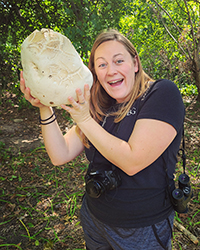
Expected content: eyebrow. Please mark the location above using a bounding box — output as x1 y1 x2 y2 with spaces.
95 53 123 61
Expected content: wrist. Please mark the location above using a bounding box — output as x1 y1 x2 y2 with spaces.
76 116 93 129
39 107 57 125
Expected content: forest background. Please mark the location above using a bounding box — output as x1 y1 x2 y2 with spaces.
0 0 200 250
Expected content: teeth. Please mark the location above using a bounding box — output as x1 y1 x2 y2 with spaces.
109 79 123 84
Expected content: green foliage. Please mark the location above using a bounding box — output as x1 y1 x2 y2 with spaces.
1 0 199 103
1 0 65 93
0 0 131 94
119 0 199 98
179 83 198 96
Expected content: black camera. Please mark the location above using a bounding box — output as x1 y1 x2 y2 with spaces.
85 165 121 198
171 173 193 213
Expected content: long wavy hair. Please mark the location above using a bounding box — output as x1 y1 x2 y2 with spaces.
76 29 153 146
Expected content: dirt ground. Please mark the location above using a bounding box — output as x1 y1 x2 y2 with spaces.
0 92 200 249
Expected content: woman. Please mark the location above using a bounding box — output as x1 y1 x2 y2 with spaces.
21 29 185 249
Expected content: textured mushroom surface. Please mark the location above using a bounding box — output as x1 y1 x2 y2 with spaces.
21 29 93 106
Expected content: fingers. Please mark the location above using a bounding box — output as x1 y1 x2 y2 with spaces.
20 71 45 108
60 85 92 124
84 84 90 101
76 84 90 104
23 85 31 100
76 88 85 105
20 71 32 100
20 71 30 98
24 89 43 107
61 85 90 112
60 104 71 113
20 71 25 93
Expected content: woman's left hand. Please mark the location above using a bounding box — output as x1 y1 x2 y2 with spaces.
61 84 92 125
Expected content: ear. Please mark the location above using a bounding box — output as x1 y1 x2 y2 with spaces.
134 56 139 73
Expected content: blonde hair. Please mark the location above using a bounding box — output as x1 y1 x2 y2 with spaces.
76 29 153 146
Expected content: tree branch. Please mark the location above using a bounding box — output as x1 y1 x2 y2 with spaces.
149 1 193 61
174 220 199 244
185 117 200 123
183 0 197 51
151 0 182 35
174 0 188 15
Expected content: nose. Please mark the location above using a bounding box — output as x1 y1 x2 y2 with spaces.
107 63 117 75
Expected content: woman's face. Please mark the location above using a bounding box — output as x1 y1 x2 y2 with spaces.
94 40 138 103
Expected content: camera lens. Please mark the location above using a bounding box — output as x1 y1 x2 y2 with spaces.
86 180 104 198
172 189 184 200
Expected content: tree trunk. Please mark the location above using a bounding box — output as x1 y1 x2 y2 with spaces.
193 63 200 102
196 84 200 102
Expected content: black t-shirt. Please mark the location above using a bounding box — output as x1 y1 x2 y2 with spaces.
85 79 185 228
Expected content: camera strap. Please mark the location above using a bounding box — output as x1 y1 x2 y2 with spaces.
179 127 186 174
89 114 113 166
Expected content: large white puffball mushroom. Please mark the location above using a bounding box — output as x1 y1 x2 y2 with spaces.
21 28 93 106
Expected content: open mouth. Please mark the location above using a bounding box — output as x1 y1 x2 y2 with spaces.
108 78 123 86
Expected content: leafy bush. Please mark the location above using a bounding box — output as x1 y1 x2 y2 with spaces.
179 83 198 96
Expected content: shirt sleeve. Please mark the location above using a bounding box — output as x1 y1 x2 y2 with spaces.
137 79 185 132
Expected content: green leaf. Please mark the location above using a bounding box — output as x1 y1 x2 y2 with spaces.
28 223 34 228
35 240 40 246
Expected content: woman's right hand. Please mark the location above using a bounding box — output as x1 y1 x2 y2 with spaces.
20 71 46 108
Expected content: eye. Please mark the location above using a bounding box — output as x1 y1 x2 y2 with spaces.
98 63 107 68
116 59 124 64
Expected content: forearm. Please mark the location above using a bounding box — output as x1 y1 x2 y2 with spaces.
39 107 70 165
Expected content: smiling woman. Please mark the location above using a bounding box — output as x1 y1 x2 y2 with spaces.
20 29 185 250
94 41 138 103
